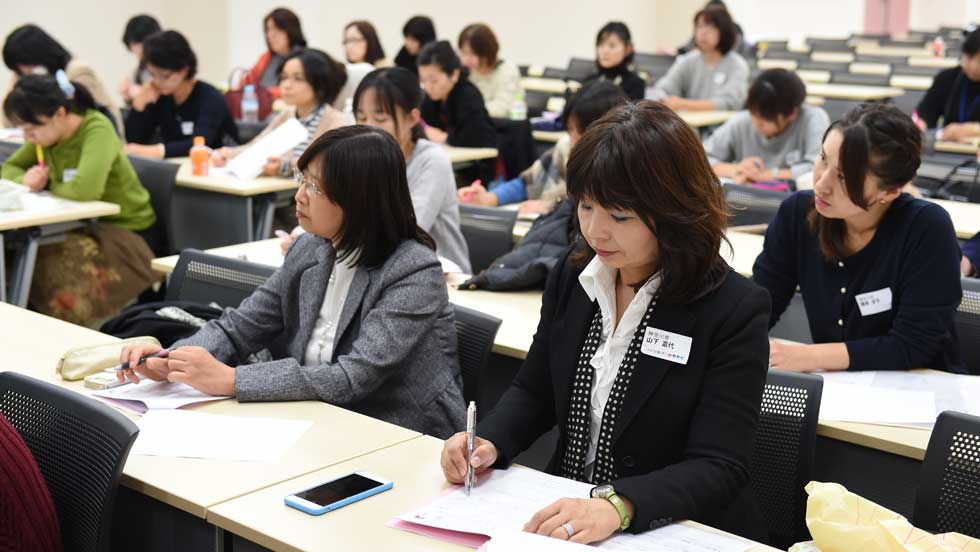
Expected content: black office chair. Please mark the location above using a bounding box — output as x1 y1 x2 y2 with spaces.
565 58 596 82
723 183 789 227
453 304 502 405
0 372 139 552
758 40 789 52
769 293 813 344
128 155 180 256
634 53 675 82
913 411 980 538
166 249 276 308
820 98 865 123
892 88 928 116
518 65 530 77
764 50 809 62
805 38 853 52
956 277 980 375
799 60 851 73
855 53 900 64
235 120 269 144
750 370 824 549
542 67 569 80
0 139 21 163
830 72 892 86
892 64 942 77
525 91 552 118
459 205 519 274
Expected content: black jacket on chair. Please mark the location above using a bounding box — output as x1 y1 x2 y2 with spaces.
478 251 771 541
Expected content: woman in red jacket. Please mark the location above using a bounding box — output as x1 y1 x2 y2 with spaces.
241 7 306 97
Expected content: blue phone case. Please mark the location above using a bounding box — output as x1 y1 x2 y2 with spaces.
284 473 393 516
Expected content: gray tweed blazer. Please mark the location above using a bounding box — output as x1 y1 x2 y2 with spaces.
173 233 465 438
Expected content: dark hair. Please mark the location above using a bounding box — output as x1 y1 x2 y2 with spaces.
746 69 806 120
280 48 347 105
142 30 197 79
3 25 71 74
402 16 436 45
417 40 462 76
353 67 425 142
595 21 635 66
567 101 730 304
3 74 97 126
345 20 386 65
296 125 435 268
695 6 738 55
264 7 306 51
808 103 922 260
963 28 980 56
458 24 500 68
122 15 161 47
560 80 628 131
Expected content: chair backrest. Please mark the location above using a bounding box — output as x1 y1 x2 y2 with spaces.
892 88 928 116
525 91 552 118
452 304 502 405
166 248 276 308
128 155 179 256
855 53 900 64
799 60 851 72
956 277 980 375
750 370 824 549
0 139 21 163
830 72 892 86
0 372 139 552
542 67 569 80
765 50 809 62
805 38 852 52
820 98 865 123
566 58 596 81
458 205 519 274
758 40 789 52
893 64 942 77
723 183 789 227
913 410 980 538
235 120 268 144
634 53 675 81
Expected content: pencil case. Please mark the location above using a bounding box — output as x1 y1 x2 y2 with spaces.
57 336 162 381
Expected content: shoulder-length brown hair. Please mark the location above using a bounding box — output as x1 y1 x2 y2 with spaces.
264 8 306 52
694 6 737 55
567 100 730 305
346 20 386 65
458 23 500 68
807 103 921 260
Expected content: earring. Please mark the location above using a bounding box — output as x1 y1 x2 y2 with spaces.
878 199 885 205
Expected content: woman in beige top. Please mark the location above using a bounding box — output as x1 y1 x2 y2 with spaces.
457 23 522 118
2 24 123 135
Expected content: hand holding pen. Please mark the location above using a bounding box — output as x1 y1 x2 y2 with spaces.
116 344 172 384
439 406 498 488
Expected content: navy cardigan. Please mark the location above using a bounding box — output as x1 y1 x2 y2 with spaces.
752 191 964 373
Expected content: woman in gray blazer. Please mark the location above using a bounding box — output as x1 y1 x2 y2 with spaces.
119 126 466 438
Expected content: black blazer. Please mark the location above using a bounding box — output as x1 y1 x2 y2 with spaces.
916 66 980 128
420 77 497 149
479 252 771 541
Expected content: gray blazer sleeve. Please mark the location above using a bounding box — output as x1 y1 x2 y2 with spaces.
711 56 749 111
234 249 449 405
790 107 831 179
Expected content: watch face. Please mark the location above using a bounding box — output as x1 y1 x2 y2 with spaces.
592 484 614 498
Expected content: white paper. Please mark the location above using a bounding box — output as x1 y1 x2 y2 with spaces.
397 467 752 551
0 127 24 139
92 380 229 411
131 409 312 462
818 382 937 424
237 246 287 268
227 117 308 179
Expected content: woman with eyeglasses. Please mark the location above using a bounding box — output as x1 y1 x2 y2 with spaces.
118 125 466 439
124 30 238 158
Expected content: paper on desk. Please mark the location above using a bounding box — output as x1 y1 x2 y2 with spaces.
0 184 68 213
91 380 230 413
131 409 312 462
0 127 23 139
395 467 751 551
227 117 307 179
818 382 936 424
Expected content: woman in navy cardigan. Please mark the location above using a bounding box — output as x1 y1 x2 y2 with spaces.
753 103 964 373
440 101 770 544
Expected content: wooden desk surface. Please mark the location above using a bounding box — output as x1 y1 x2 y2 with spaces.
0 303 420 518
811 51 855 63
173 160 297 196
890 74 933 90
0 197 119 231
849 62 892 75
444 146 499 164
208 435 778 552
930 197 980 239
856 45 934 58
797 69 831 84
757 58 798 70
533 110 734 143
520 77 581 95
805 82 904 100
532 130 566 143
934 140 979 155
908 56 958 68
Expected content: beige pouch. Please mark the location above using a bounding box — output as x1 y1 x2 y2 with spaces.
57 336 162 381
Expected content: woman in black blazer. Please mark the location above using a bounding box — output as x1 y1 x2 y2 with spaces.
441 101 771 544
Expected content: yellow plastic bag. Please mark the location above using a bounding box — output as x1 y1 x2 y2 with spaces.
804 481 980 552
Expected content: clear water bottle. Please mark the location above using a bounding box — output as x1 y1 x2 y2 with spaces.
241 85 259 123
932 35 946 58
509 91 527 121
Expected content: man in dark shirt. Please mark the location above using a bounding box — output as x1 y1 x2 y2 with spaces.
916 28 980 142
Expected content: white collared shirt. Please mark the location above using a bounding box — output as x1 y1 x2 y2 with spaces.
577 256 661 478
304 255 358 365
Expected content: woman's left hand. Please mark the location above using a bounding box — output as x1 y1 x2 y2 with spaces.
523 497 624 544
165 346 237 396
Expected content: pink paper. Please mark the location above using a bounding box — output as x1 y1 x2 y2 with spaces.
386 519 490 548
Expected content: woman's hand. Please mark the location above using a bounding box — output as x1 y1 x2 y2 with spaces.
425 126 448 143
211 147 232 167
164 346 237 396
942 122 980 142
518 199 553 216
440 431 498 484
131 81 161 111
277 228 303 256
117 343 169 384
125 143 164 159
457 181 498 206
523 497 630 544
23 166 49 192
261 156 282 176
963 255 976 277
769 339 817 372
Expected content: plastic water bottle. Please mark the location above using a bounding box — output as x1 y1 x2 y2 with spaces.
190 136 210 176
509 91 527 121
932 35 946 58
241 85 259 123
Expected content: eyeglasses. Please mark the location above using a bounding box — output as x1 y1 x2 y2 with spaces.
293 168 328 199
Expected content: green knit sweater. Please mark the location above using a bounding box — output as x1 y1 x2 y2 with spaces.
2 109 155 231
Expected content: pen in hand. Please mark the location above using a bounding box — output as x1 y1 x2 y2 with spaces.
465 401 476 495
114 349 170 372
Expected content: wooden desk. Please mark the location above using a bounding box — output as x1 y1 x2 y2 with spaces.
534 111 734 142
757 58 797 70
805 82 904 100
908 56 958 69
532 130 566 143
811 51 855 63
797 69 831 84
173 161 296 196
520 77 581 95
0 197 120 306
444 146 499 164
856 45 934 58
934 140 979 155
209 435 779 552
850 62 891 75
890 74 933 90
930 197 980 239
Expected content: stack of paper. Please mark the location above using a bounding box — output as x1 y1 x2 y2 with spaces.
226 117 308 179
91 380 229 414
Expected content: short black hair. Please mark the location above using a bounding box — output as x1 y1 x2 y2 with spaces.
353 67 425 142
264 7 307 51
402 16 436 45
296 125 436 268
695 5 738 55
346 21 386 65
280 48 347 105
142 30 197 79
3 24 72 74
963 28 980 57
746 69 806 120
595 22 635 66
4 74 97 126
561 79 628 131
122 15 161 47
417 40 461 75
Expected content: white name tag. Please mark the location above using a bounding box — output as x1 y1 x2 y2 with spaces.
181 121 195 135
713 72 727 85
855 287 892 316
641 327 692 365
62 168 78 182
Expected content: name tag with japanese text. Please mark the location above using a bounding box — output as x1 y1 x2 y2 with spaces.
62 168 78 182
181 121 195 135
856 287 892 316
641 327 692 365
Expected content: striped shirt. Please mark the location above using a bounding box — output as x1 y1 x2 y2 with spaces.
282 103 326 176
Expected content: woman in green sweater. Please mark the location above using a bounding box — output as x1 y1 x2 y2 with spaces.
2 73 157 326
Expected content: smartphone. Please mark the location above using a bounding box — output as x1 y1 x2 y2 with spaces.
84 369 127 390
284 471 393 516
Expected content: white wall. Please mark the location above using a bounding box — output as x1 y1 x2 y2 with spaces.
725 0 865 45
909 0 980 33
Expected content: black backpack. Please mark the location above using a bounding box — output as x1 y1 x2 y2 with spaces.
100 300 224 347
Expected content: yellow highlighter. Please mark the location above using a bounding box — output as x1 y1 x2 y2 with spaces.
35 144 45 169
